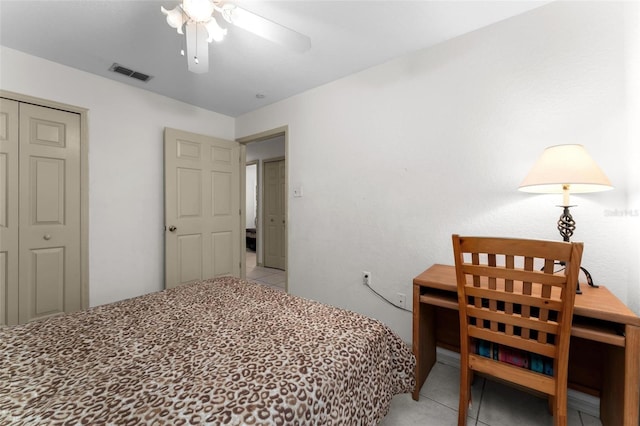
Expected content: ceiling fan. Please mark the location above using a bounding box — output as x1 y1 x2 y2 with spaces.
161 0 312 73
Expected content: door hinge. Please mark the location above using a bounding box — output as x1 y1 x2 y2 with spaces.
239 208 242 216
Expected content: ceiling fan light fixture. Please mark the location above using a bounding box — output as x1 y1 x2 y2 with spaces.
205 18 227 43
219 3 237 24
182 0 215 22
161 5 185 34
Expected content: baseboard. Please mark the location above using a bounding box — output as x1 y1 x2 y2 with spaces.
436 347 461 368
435 347 600 418
566 389 599 418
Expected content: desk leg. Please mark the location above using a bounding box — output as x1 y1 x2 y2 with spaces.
601 324 640 426
623 325 639 426
412 284 436 401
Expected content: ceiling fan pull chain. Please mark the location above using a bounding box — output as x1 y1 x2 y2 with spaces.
194 24 199 64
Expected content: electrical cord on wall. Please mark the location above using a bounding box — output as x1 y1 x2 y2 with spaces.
364 281 412 313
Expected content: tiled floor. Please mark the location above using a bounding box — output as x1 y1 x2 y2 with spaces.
245 250 286 291
381 361 602 426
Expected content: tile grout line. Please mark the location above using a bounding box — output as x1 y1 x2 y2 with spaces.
474 378 486 426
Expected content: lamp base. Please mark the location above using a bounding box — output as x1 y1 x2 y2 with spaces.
557 205 576 242
555 206 599 295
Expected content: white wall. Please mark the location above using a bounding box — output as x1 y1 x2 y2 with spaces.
236 1 638 342
0 47 235 307
246 135 285 163
624 2 640 314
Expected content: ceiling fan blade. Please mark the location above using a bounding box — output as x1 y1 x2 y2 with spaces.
185 22 210 73
220 4 311 53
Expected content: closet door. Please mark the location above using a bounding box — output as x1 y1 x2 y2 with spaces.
0 99 19 325
18 103 81 323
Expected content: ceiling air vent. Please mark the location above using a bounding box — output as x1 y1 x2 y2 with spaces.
109 63 152 82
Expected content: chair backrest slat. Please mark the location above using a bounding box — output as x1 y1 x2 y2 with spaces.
465 287 563 311
470 327 557 358
538 258 556 343
504 255 515 336
461 265 568 287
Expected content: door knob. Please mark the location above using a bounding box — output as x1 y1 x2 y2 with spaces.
43 234 51 240
270 219 274 222
168 226 177 232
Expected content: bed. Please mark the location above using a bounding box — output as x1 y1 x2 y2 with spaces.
0 277 415 425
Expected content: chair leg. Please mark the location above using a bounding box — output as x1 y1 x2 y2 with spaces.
458 365 471 426
552 390 568 426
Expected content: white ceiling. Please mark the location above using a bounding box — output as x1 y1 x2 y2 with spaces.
0 0 549 117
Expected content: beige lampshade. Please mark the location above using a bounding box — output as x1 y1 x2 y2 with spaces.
519 144 613 194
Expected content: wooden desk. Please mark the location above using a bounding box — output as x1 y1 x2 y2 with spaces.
413 264 640 426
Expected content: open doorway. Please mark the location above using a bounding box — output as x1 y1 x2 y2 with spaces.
245 161 258 266
243 134 286 291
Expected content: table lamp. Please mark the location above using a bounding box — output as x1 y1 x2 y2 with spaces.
518 144 613 293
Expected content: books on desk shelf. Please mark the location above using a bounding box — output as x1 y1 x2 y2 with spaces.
470 338 553 376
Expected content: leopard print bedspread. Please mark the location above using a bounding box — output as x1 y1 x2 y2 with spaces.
0 277 415 425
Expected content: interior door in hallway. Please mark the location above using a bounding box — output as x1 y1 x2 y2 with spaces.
18 103 82 324
164 128 240 289
263 158 285 270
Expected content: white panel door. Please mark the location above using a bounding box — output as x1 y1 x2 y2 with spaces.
18 103 81 323
0 98 19 325
263 158 285 270
164 128 240 289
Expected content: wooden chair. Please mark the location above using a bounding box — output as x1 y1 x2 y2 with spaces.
452 235 583 426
